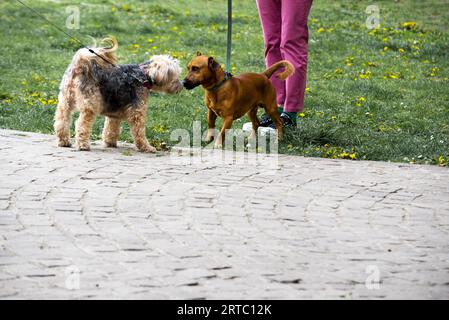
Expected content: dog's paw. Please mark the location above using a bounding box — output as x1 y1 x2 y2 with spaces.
204 135 214 143
57 140 72 148
213 143 223 149
139 145 157 153
77 144 91 151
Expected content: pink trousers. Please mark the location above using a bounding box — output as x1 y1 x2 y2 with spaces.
256 0 312 112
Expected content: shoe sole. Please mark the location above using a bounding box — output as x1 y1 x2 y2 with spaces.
242 122 277 136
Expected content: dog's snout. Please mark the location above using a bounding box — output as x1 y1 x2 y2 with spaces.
183 79 197 90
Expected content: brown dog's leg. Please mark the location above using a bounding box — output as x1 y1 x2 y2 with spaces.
264 101 284 140
215 116 234 148
75 109 96 151
54 100 74 147
103 117 122 148
205 108 217 143
127 108 156 153
247 107 260 140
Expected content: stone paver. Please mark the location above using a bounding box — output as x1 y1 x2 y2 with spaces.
0 129 448 299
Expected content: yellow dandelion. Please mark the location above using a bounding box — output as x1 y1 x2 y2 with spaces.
32 74 43 82
437 155 447 167
152 124 167 133
359 70 372 79
402 22 417 30
428 67 439 77
384 71 401 79
339 152 349 158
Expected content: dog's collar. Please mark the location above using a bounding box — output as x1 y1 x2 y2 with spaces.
207 72 232 93
139 62 154 90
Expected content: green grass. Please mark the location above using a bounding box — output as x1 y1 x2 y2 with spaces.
0 0 448 166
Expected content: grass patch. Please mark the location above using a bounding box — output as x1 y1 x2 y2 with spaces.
0 0 448 166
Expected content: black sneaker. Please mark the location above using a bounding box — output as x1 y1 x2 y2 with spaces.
268 112 296 129
259 113 274 127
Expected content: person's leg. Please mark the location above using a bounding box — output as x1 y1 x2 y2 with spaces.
280 0 312 118
256 0 285 108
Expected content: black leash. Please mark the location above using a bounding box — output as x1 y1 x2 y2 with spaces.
15 0 116 67
13 0 158 87
225 0 232 75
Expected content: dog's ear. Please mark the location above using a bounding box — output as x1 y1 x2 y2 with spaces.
196 51 202 56
208 57 219 71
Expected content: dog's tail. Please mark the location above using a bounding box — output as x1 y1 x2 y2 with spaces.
65 37 118 85
93 37 118 64
262 60 294 80
73 37 118 67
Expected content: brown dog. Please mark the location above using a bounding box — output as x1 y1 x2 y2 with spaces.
183 53 294 147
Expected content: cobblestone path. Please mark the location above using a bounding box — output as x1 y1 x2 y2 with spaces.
0 129 448 299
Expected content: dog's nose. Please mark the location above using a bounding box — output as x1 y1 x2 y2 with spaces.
183 79 193 87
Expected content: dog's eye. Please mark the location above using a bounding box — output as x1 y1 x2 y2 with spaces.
191 66 199 72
